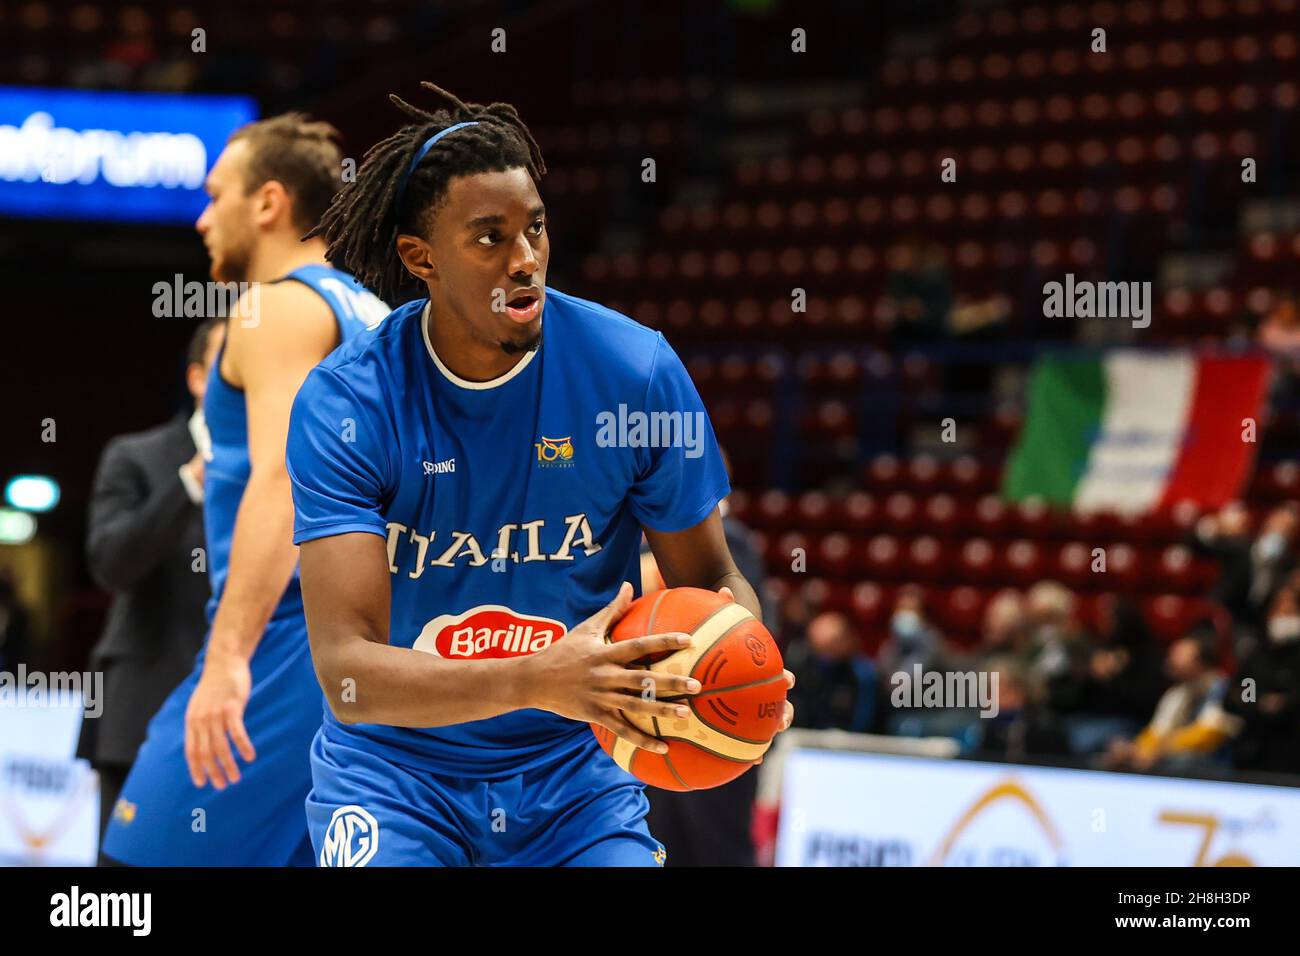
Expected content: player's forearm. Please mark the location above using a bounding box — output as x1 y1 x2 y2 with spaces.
713 569 761 621
316 638 534 727
207 470 300 660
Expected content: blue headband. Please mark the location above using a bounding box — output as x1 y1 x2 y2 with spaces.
395 121 481 214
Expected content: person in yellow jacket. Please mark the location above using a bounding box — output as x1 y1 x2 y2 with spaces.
1103 630 1242 772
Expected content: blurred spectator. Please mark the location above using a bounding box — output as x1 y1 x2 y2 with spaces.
774 589 813 653
1191 502 1296 632
786 611 877 733
1247 505 1299 621
880 588 974 738
1050 594 1165 755
1256 290 1300 388
1222 576 1300 775
884 236 952 344
0 574 32 670
971 656 1069 761
976 588 1026 662
1022 581 1089 698
877 586 945 676
1101 630 1240 773
1190 501 1252 621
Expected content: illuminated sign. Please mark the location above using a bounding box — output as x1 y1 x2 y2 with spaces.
0 87 257 224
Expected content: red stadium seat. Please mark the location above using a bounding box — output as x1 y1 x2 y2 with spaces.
972 495 1014 538
772 531 810 574
1055 541 1096 590
882 492 921 536
867 453 904 494
795 491 835 532
942 586 987 642
754 490 793 532
904 536 947 582
817 532 857 579
1004 539 1044 586
865 534 903 581
842 492 877 534
924 493 960 537
959 538 997 585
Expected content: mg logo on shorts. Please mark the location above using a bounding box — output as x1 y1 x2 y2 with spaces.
320 805 379 867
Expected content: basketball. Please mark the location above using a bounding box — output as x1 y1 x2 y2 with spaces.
591 587 786 791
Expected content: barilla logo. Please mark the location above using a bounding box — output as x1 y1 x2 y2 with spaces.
413 605 567 659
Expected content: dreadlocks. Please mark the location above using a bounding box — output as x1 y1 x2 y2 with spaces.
308 82 547 304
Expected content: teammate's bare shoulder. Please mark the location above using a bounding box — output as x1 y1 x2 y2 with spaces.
222 279 338 386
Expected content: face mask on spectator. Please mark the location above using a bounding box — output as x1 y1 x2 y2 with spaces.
891 609 923 639
1257 532 1287 560
1268 615 1300 644
1036 621 1063 643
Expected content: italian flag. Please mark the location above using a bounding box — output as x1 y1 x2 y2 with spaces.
1003 351 1272 513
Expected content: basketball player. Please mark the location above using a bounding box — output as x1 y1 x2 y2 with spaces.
102 114 389 866
287 83 794 866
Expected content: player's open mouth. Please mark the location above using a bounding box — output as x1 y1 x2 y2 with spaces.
504 289 542 323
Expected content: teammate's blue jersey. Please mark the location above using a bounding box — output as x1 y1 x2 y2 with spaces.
286 288 729 777
203 265 389 626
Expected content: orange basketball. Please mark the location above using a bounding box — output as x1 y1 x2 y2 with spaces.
590 587 786 791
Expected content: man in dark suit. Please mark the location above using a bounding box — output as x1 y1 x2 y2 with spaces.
76 318 224 859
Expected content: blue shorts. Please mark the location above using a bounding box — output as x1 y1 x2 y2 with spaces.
307 727 666 867
101 616 322 866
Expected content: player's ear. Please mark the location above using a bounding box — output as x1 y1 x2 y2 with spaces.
396 234 438 283
252 180 291 229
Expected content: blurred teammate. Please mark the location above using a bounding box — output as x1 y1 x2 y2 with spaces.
287 83 793 866
78 317 223 859
102 114 388 866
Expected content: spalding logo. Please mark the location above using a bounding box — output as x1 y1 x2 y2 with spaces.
413 605 569 660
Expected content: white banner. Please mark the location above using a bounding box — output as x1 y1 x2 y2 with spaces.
776 748 1300 867
0 691 99 866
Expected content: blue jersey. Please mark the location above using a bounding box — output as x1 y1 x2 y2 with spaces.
203 265 388 626
286 288 728 777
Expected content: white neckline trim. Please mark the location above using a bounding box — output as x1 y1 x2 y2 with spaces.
419 301 539 391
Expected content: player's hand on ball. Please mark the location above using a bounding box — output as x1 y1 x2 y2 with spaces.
184 647 257 789
779 668 795 730
718 586 796 734
752 668 796 766
524 581 702 754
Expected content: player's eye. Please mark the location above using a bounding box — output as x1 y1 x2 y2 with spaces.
528 218 545 236
476 232 499 246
